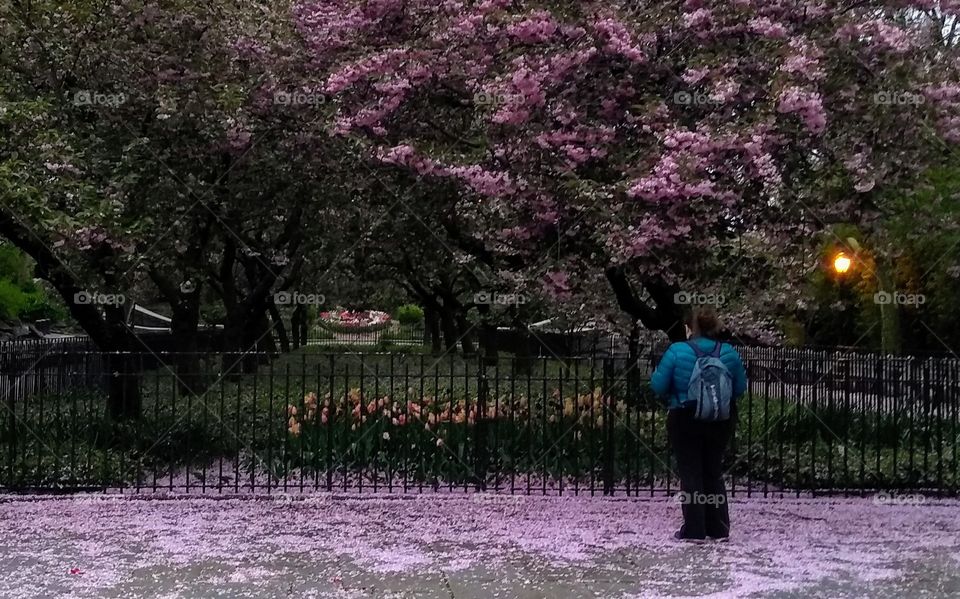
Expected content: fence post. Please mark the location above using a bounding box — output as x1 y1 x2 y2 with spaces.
4 350 16 490
474 355 489 491
602 358 615 496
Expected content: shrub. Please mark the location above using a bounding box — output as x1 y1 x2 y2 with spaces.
394 304 424 325
0 279 26 320
19 292 67 321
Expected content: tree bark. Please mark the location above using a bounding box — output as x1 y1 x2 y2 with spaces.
456 311 476 355
290 304 306 349
475 302 499 363
268 300 290 353
423 304 442 353
605 267 685 342
438 304 459 352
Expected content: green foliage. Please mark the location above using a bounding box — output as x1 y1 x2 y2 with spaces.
0 245 31 284
0 244 66 322
394 304 425 325
19 290 67 321
0 279 27 320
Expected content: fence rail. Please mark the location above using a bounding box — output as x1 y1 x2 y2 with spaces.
0 348 957 496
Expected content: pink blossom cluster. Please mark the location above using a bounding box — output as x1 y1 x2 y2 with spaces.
379 145 516 198
542 270 572 301
67 226 135 253
683 8 713 35
744 132 783 192
506 10 559 44
924 83 960 142
777 86 827 135
318 310 391 328
837 19 913 53
534 126 615 169
748 16 788 39
593 17 647 63
628 155 718 203
781 38 824 82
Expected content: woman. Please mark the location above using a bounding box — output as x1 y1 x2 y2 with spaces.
650 306 747 542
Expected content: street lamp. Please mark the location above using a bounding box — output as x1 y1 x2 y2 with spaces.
833 252 852 275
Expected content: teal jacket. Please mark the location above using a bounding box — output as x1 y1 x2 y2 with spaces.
650 337 748 410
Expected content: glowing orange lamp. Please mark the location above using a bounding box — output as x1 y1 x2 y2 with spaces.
833 252 852 275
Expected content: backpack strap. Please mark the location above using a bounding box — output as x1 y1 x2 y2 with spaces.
688 340 723 358
687 340 706 358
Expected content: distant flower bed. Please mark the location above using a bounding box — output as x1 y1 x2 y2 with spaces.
317 309 391 333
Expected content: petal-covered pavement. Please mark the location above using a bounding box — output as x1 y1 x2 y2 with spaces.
0 493 958 598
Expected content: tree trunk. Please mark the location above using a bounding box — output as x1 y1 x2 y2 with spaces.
475 303 499 364
102 305 142 420
171 316 204 396
268 301 290 353
290 304 306 349
605 267 686 341
876 261 902 354
0 208 142 418
249 309 276 365
456 311 476 355
512 318 534 375
299 308 309 347
423 304 442 354
170 294 205 395
439 305 458 352
106 352 142 420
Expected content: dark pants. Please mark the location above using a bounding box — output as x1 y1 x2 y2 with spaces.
667 407 735 539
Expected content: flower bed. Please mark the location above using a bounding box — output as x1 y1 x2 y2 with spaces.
316 309 391 334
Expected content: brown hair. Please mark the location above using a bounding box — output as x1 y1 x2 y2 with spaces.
686 306 722 338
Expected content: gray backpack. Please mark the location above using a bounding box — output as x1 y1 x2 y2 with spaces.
685 341 733 421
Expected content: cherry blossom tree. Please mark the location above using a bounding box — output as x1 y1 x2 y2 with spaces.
296 0 960 341
0 0 352 408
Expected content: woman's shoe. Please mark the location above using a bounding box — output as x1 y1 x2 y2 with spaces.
673 529 706 544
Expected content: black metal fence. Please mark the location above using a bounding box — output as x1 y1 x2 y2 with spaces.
0 347 957 496
306 323 426 347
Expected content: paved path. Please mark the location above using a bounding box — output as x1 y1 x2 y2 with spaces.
0 494 958 598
